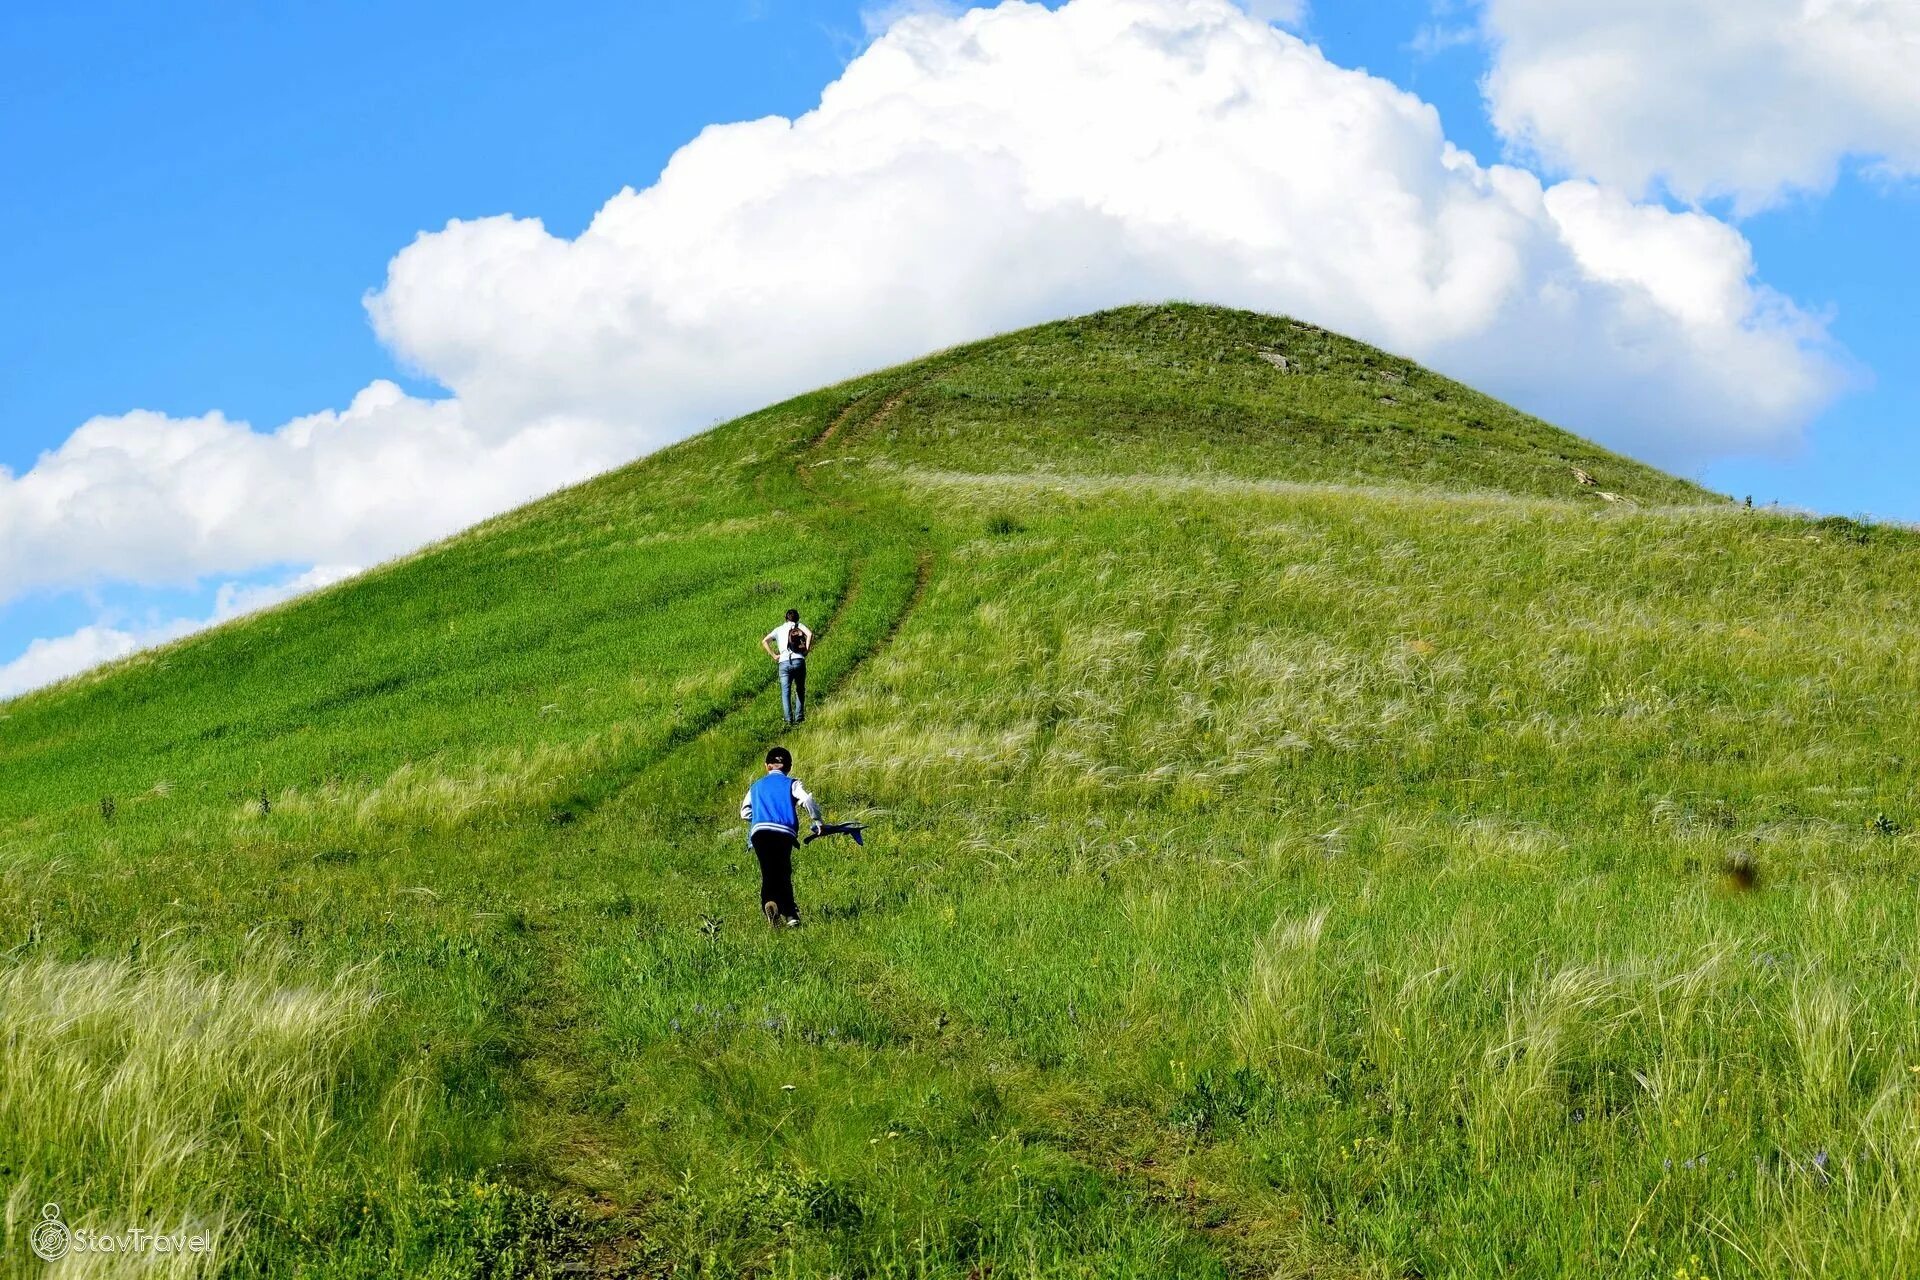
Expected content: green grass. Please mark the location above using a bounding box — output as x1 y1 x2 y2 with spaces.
2 304 1913 1277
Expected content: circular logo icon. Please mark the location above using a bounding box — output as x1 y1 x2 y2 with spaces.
29 1204 71 1262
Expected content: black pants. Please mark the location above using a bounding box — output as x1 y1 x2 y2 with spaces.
751 828 799 919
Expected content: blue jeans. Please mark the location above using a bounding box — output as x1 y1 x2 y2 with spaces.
779 658 807 723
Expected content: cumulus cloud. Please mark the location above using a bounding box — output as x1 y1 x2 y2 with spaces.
0 565 359 700
0 381 626 602
1479 0 1920 208
372 0 1836 474
3 0 1847 694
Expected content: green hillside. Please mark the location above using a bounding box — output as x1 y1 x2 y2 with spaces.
3 305 1915 1279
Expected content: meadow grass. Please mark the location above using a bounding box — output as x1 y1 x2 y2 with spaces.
2 305 1913 1277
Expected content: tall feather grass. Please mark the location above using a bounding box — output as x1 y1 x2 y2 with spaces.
0 951 374 1275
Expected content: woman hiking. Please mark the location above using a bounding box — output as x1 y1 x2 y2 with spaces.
762 608 814 725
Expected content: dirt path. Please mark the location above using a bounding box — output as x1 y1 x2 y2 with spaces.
811 383 913 450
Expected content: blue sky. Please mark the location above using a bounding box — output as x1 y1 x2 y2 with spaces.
3 0 1915 693
3 0 857 460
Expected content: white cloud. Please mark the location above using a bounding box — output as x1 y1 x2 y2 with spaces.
1409 22 1477 58
0 565 360 700
1479 0 1920 208
211 563 362 620
0 380 627 602
372 0 1836 472
0 626 155 702
3 0 1845 678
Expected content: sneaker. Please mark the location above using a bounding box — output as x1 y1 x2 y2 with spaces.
763 901 785 927
783 916 803 929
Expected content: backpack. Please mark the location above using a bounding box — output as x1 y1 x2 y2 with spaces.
787 626 810 657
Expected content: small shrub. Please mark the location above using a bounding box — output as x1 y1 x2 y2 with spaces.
1813 515 1873 545
1170 1065 1278 1137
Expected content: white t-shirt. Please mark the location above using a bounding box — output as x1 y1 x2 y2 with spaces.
766 621 814 661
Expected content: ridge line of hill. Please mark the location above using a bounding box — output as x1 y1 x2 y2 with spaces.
894 466 1732 516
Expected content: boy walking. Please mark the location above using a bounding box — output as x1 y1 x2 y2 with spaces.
762 609 813 725
740 746 822 927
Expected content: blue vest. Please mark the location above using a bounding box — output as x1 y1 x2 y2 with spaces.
748 772 799 833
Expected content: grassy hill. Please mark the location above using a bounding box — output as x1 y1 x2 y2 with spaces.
3 304 1915 1279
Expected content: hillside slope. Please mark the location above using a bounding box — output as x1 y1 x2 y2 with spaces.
3 306 1915 1280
